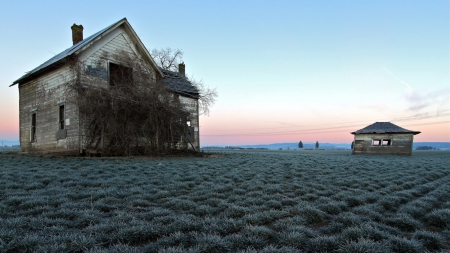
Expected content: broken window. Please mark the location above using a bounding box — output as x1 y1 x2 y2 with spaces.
31 113 36 142
59 105 65 130
382 139 391 146
109 62 133 86
372 139 381 146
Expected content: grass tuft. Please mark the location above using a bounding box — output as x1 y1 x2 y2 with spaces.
413 230 448 251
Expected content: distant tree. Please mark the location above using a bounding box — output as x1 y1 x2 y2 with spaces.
415 146 434 150
298 141 303 148
351 141 354 149
315 141 319 149
150 48 183 71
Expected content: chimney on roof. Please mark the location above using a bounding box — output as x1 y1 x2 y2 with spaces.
179 62 185 76
71 24 84 45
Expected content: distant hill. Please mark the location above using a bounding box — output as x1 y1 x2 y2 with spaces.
239 142 352 150
4 139 450 150
412 142 450 150
0 140 20 147
204 142 450 150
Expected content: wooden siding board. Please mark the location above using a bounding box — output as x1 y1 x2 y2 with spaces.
18 65 80 152
352 133 414 156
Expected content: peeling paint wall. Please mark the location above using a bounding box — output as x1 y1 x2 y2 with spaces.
18 66 80 152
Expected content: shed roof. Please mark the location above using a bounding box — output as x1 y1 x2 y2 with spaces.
160 68 199 99
351 122 421 135
10 18 163 86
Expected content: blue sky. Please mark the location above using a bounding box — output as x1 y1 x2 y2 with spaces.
1 0 449 145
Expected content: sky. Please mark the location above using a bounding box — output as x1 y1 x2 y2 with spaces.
0 0 449 146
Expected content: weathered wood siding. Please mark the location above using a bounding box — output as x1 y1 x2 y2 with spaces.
352 133 414 156
18 66 80 152
180 96 200 150
17 24 199 153
80 27 157 89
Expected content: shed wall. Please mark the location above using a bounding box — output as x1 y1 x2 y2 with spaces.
352 133 414 156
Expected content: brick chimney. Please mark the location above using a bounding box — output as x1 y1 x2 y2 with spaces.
178 62 185 76
71 24 84 45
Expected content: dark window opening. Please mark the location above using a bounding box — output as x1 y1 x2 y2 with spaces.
372 139 381 146
31 113 36 142
382 139 391 146
109 62 133 86
59 105 65 130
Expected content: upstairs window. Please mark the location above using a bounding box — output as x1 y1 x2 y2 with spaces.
31 113 36 142
59 105 65 130
109 62 133 86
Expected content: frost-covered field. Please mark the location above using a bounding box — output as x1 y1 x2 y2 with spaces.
1 150 449 252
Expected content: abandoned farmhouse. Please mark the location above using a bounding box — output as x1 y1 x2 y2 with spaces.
10 18 200 154
351 122 421 156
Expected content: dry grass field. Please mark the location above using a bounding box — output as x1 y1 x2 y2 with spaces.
0 149 449 252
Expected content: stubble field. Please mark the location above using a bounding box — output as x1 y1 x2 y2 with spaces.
0 149 449 252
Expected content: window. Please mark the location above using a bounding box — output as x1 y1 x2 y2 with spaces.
186 120 191 127
59 105 65 130
372 139 392 146
31 113 36 142
109 62 133 86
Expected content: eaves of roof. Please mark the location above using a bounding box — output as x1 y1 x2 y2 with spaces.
351 122 421 135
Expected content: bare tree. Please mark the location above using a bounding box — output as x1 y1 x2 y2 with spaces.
151 48 184 71
65 51 193 156
151 48 218 116
189 77 218 116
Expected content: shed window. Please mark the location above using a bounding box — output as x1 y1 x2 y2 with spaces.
59 105 65 130
31 113 36 142
372 139 381 146
382 139 391 146
109 62 133 86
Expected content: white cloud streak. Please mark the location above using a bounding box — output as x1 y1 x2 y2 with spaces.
380 65 413 91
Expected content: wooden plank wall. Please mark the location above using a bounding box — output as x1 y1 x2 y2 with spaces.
352 133 414 156
18 66 80 152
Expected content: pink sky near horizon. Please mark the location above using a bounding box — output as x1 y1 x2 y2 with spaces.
2 107 448 144
199 121 450 146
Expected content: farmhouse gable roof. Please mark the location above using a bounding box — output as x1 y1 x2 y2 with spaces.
351 122 421 135
10 18 163 86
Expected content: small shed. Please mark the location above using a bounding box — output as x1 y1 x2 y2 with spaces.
351 122 420 156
